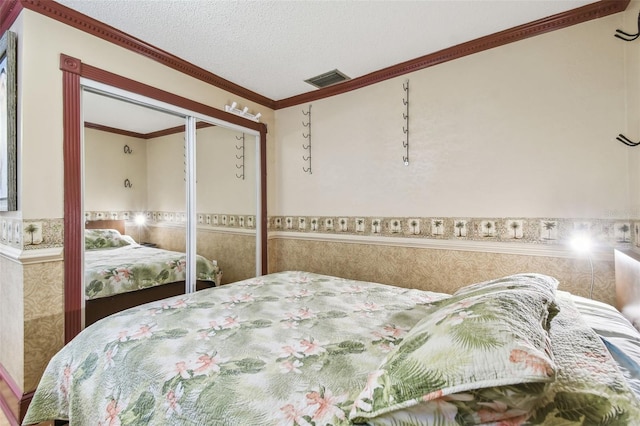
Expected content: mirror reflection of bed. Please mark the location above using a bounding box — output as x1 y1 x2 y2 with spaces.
82 91 258 325
84 219 221 325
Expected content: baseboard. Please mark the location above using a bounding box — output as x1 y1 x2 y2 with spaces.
0 363 33 425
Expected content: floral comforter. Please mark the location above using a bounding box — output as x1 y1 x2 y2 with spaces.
23 272 640 425
27 272 447 425
84 245 222 300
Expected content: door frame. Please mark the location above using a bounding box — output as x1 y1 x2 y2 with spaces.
60 53 268 342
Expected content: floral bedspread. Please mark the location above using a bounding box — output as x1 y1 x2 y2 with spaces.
84 245 222 300
23 272 640 425
25 271 448 425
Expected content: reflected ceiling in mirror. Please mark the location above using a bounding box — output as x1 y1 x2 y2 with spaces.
83 90 185 135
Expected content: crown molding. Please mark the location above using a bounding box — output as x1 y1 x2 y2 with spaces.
60 54 266 134
84 122 146 139
15 0 631 110
275 0 630 109
85 120 214 140
20 0 277 109
0 0 22 35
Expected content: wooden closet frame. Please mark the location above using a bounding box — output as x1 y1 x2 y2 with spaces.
60 54 268 343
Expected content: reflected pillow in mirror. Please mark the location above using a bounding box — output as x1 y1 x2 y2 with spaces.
84 228 131 250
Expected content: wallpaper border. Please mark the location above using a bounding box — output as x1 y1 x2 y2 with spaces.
0 218 63 251
268 216 638 251
84 210 257 229
2 214 637 258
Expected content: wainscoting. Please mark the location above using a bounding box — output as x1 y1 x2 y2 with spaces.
268 235 616 306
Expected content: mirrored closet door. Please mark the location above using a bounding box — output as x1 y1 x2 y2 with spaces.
79 84 262 328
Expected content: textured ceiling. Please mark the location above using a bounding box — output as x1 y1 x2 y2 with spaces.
55 0 597 102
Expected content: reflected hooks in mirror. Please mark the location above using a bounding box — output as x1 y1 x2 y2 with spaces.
236 133 245 180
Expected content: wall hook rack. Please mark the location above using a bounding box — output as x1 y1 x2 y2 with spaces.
615 11 640 41
617 134 640 147
401 80 410 166
235 133 245 179
123 144 133 154
124 178 132 188
183 139 187 182
302 104 312 174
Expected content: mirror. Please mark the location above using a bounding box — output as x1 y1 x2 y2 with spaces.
81 90 257 326
196 122 257 283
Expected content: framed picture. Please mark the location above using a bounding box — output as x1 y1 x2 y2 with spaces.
0 30 17 211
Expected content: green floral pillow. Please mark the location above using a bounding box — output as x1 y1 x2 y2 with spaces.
349 288 556 424
84 229 131 250
453 273 558 300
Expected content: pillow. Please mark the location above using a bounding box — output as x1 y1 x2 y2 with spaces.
84 228 131 250
349 287 556 424
120 234 138 246
453 273 560 334
453 273 558 300
527 292 640 424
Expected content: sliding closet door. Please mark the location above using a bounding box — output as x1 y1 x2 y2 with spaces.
82 89 189 318
195 121 257 284
76 79 264 333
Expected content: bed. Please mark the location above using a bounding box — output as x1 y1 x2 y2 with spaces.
84 220 222 326
23 271 640 425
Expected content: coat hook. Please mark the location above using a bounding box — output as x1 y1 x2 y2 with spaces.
302 105 312 174
124 178 133 188
123 144 133 154
235 134 245 180
615 11 640 41
401 80 409 165
617 134 640 147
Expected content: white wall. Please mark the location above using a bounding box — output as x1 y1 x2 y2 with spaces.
274 11 631 220
84 129 148 212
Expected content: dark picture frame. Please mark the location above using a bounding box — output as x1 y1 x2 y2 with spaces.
0 30 17 211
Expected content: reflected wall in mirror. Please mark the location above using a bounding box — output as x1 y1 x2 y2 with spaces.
196 123 257 283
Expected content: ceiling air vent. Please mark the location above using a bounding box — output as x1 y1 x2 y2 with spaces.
304 69 350 89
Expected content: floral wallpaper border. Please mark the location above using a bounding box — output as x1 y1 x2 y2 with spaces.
3 214 640 252
269 216 640 249
0 218 64 250
84 210 256 229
